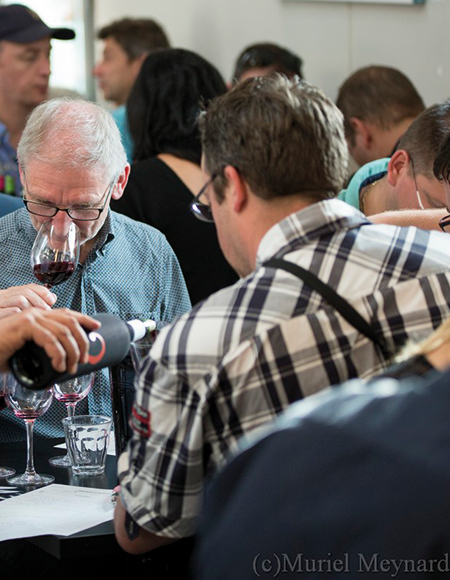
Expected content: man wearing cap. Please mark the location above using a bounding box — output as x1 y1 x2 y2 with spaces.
0 4 74 196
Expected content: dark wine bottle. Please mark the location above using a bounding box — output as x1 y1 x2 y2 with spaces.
9 313 155 390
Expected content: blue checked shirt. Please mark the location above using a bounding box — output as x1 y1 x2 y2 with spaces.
119 199 450 539
0 208 191 442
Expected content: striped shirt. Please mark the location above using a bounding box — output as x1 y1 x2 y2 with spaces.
119 199 450 539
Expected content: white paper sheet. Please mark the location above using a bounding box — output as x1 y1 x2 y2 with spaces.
0 484 114 542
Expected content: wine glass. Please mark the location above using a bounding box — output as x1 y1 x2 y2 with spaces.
49 373 94 468
0 376 15 478
4 374 54 487
31 219 80 290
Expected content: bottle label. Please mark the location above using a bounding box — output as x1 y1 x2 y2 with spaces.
88 331 106 365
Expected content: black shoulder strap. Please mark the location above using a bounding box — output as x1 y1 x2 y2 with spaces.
264 258 393 361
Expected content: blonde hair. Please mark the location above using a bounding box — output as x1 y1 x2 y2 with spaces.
396 317 450 362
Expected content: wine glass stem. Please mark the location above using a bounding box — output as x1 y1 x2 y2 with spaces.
66 403 77 419
24 419 37 478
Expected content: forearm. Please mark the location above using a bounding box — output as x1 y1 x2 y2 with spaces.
114 496 176 554
368 209 447 230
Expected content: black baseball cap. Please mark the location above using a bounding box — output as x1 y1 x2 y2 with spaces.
0 4 75 43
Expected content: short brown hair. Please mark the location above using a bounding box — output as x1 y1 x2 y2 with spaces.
97 18 169 61
433 131 450 184
398 101 450 179
199 75 348 202
336 66 425 146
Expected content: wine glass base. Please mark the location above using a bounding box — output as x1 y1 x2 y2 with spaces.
7 472 54 487
49 454 71 468
0 466 15 478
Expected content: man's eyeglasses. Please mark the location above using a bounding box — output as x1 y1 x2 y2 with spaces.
22 175 116 222
439 214 450 232
190 174 217 223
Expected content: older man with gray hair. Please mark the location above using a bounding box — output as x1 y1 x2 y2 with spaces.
0 98 190 442
113 75 450 560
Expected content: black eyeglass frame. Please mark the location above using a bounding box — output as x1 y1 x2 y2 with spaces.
190 174 217 223
22 174 116 222
439 214 450 232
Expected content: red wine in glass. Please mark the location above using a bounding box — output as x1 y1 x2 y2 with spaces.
31 220 80 290
3 375 53 486
33 261 76 287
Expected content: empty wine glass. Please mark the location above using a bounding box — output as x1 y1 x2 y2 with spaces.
31 219 80 290
0 376 15 478
49 373 94 468
4 374 54 487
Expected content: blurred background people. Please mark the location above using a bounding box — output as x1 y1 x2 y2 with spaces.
0 3 74 196
94 17 170 161
111 48 238 305
336 65 425 168
339 101 450 215
231 42 303 85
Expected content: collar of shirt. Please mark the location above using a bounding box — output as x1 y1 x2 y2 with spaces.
256 198 371 267
16 207 116 257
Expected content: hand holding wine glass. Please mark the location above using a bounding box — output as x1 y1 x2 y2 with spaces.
31 220 80 290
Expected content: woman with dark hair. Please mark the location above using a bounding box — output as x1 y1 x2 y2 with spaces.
111 48 238 305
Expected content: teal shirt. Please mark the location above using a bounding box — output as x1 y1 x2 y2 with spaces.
112 105 134 163
338 158 390 210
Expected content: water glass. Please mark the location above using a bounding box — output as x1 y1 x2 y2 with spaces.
63 415 112 475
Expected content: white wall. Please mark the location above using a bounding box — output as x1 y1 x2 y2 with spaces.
94 0 450 106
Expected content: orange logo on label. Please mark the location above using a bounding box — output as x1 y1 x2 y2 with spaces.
88 332 106 365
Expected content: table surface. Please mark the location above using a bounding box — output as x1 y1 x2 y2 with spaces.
0 437 196 578
0 436 118 559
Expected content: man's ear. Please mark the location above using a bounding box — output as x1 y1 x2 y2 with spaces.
349 117 372 148
223 165 248 214
112 164 130 200
386 150 409 186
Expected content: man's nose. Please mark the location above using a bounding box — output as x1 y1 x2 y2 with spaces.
93 62 102 78
38 55 51 78
51 210 73 233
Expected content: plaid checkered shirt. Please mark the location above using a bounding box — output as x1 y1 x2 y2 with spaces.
119 199 450 539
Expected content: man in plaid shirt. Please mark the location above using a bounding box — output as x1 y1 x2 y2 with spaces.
115 76 450 555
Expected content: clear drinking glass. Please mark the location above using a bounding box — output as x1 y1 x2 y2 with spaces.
4 375 54 487
31 219 80 290
49 373 94 468
130 327 158 373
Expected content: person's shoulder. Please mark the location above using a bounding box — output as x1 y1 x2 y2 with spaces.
110 210 180 266
338 158 390 209
151 274 256 356
0 207 27 238
111 209 167 240
129 157 173 181
111 104 126 123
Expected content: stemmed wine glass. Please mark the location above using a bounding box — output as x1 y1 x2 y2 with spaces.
4 374 54 487
31 219 80 289
0 376 15 478
49 373 94 468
